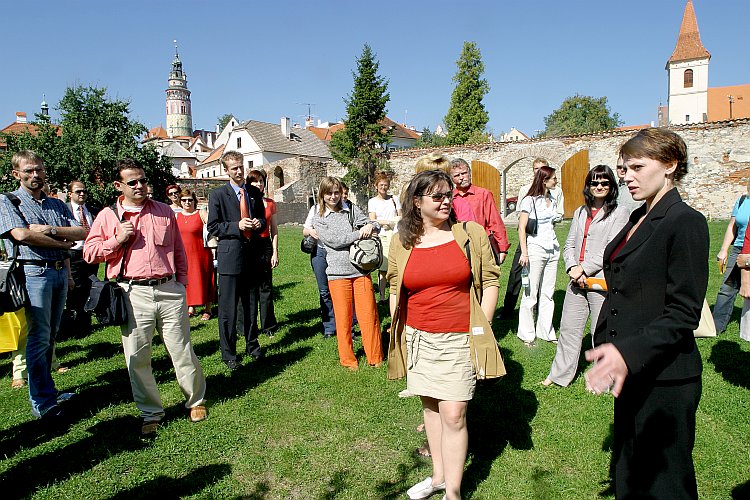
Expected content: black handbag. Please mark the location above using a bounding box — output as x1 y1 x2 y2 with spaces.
300 235 317 256
0 193 29 315
84 206 129 326
524 196 539 236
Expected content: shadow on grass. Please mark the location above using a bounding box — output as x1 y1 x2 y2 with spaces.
374 455 433 499
463 349 538 496
733 479 750 499
707 340 750 389
109 463 232 499
54 340 122 368
2 416 152 498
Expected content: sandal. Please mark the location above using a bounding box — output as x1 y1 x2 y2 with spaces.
11 378 26 389
200 313 211 321
188 307 196 317
416 445 431 457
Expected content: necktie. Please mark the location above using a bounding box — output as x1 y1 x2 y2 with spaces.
78 205 90 232
239 188 251 238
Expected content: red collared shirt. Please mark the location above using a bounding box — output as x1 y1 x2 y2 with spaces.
83 197 188 284
452 185 510 252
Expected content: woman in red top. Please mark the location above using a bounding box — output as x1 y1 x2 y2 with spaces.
247 170 279 336
176 189 216 320
387 169 502 500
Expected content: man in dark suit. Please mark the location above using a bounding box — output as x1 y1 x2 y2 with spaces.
207 150 267 370
62 180 100 336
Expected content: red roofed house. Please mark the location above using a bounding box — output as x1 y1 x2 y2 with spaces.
0 111 62 152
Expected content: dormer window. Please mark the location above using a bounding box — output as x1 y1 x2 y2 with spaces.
684 69 693 88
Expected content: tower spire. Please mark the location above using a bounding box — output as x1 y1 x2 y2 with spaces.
667 0 711 65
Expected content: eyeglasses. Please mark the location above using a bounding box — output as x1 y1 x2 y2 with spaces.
18 167 45 174
421 191 453 202
73 189 87 194
168 191 179 196
588 180 611 188
180 198 194 203
123 177 149 187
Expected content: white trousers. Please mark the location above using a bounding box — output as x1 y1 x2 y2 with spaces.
119 279 206 421
741 298 750 342
517 244 559 342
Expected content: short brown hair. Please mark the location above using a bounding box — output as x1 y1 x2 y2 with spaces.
532 157 549 168
246 169 267 184
180 188 198 204
620 128 688 181
116 159 143 180
373 170 391 186
11 150 44 170
317 177 344 216
221 150 244 169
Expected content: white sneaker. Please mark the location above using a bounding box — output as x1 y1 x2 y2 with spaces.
398 388 415 398
407 477 446 499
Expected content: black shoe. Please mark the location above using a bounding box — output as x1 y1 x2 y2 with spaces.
40 405 69 430
225 360 240 371
263 329 275 338
250 350 265 361
323 332 336 339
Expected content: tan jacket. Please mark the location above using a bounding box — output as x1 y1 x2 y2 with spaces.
386 221 506 380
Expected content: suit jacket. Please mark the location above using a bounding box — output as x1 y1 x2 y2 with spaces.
207 183 266 275
66 202 100 221
563 204 629 278
593 188 708 382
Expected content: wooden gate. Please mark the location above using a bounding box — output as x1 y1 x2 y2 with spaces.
561 150 589 218
470 160 501 211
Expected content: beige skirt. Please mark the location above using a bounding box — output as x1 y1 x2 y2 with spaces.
405 325 476 401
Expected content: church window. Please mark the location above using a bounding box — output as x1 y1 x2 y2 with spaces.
684 69 693 88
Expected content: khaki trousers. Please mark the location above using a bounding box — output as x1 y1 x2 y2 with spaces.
119 279 206 421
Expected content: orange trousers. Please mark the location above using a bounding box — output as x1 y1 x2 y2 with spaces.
328 276 383 368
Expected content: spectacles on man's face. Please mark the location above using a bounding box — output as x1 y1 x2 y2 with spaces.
73 189 87 194
422 191 453 202
18 167 45 175
589 180 611 188
123 177 149 188
180 198 194 203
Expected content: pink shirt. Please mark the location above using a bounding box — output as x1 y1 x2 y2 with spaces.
83 197 188 284
452 185 510 252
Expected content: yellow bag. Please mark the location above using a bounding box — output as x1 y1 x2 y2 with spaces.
0 308 27 353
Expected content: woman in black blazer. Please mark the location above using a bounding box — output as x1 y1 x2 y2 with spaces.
584 128 708 499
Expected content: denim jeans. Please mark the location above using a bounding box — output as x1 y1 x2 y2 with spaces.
24 264 67 417
712 246 741 333
311 245 336 334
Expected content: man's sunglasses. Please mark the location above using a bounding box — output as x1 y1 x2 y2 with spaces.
123 178 149 187
421 191 453 202
73 189 87 194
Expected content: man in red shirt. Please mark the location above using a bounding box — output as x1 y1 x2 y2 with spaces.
84 159 207 435
449 158 509 264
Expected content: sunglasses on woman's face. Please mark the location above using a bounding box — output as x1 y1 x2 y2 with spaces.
168 191 179 196
589 180 610 188
181 198 194 203
422 191 454 202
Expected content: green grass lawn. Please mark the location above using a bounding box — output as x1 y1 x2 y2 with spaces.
1 222 749 499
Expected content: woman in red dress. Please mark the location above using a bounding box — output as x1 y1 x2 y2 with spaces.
176 189 216 320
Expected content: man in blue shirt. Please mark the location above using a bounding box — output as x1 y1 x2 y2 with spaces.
0 150 86 424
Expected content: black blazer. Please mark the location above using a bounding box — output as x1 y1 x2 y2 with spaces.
207 183 266 275
593 188 708 382
66 202 100 222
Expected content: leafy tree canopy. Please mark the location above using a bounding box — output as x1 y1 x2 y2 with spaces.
0 85 174 207
444 41 490 146
542 94 623 137
329 44 391 195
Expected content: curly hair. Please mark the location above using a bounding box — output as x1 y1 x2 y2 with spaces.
398 169 456 249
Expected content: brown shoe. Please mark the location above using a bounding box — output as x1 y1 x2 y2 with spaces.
141 420 160 436
11 378 26 389
56 366 70 374
189 405 208 423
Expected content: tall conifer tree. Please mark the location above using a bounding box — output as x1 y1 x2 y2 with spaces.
444 41 490 145
330 44 390 194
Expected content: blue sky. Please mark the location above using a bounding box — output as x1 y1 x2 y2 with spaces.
2 0 748 137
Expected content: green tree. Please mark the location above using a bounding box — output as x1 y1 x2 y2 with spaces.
0 85 174 206
542 94 623 137
217 113 234 130
444 41 490 146
329 44 391 195
414 127 447 148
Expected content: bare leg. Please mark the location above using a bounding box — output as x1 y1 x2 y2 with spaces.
439 399 468 500
421 396 445 485
378 271 387 301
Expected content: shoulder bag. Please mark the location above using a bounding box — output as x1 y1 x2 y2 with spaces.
0 193 29 316
524 196 539 236
347 205 383 272
84 206 129 326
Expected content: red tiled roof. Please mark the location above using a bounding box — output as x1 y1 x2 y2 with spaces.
614 124 651 131
668 0 710 64
312 118 419 142
147 126 168 139
0 121 62 148
199 144 225 166
708 85 750 121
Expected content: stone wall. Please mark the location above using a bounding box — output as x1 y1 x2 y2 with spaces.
386 119 750 219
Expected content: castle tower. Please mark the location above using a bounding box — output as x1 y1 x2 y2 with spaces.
666 0 710 125
166 41 193 138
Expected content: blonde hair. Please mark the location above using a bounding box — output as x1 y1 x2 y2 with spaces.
317 177 344 216
415 152 451 173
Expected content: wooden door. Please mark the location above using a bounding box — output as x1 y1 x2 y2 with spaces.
561 150 589 218
470 160 501 210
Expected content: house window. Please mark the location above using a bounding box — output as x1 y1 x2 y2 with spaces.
248 160 254 169
237 137 242 148
684 69 693 88
686 115 690 122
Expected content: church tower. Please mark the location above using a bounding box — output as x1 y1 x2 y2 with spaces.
666 0 710 125
165 41 193 138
